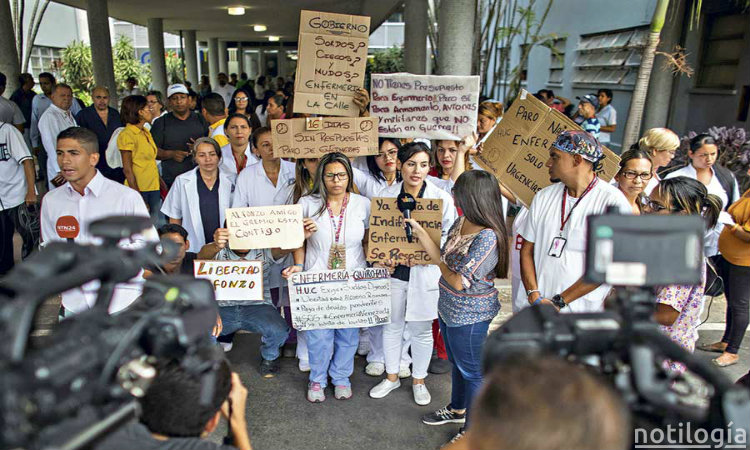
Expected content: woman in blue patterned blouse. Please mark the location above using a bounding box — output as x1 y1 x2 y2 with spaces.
405 170 509 444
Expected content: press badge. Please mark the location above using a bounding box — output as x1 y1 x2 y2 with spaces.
548 236 567 258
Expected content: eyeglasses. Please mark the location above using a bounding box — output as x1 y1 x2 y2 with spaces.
620 170 653 180
376 150 398 160
324 172 349 181
640 197 680 213
234 97 249 102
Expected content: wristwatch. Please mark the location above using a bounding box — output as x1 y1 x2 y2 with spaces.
551 294 567 310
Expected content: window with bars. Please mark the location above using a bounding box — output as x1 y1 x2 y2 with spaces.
548 38 566 85
573 27 648 86
29 46 62 79
697 13 746 89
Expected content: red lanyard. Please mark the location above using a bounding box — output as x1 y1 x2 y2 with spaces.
560 176 598 233
326 193 349 244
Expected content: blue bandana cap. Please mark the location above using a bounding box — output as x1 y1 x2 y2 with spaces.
551 130 604 163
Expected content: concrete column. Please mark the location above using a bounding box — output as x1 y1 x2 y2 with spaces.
147 18 168 94
218 41 228 74
208 37 219 87
86 0 117 107
642 0 687 130
259 49 267 78
184 30 199 87
277 44 288 79
404 0 428 74
237 43 244 75
437 0 475 75
0 0 20 97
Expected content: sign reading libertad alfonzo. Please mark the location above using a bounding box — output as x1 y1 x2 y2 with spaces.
370 74 480 140
366 197 443 265
271 117 379 158
294 10 370 117
194 260 264 302
474 90 620 207
226 204 304 250
288 268 391 331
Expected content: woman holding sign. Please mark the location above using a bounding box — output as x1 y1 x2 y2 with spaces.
161 137 235 252
282 152 371 403
369 142 457 406
405 170 508 443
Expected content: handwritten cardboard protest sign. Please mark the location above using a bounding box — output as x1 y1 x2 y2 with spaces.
288 267 391 330
294 10 370 117
366 197 442 265
194 260 264 302
271 116 379 158
370 73 480 140
474 90 620 207
226 204 304 250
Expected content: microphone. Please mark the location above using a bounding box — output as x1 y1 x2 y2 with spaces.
397 193 417 243
55 216 80 242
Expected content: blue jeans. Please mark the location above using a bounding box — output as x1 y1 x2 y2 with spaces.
219 304 290 361
439 318 491 427
140 190 163 226
306 327 359 388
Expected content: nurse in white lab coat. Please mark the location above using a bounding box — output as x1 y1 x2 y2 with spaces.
220 113 260 182
161 137 234 253
368 142 458 406
282 153 371 403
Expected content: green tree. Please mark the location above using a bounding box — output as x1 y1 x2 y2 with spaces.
60 41 94 104
365 46 405 88
165 50 185 84
113 36 150 91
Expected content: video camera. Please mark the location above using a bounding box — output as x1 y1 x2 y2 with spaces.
0 216 220 450
484 209 750 447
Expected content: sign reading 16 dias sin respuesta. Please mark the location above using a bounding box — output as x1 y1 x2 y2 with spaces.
288 268 391 331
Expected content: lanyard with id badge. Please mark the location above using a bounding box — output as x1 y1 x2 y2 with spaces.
548 177 598 258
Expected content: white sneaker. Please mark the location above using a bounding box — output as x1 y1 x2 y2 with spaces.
398 366 411 379
413 383 431 405
220 342 233 353
365 362 385 376
369 379 401 399
298 359 311 372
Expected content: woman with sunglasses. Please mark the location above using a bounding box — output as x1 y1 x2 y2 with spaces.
614 148 653 215
648 176 722 373
665 134 740 257
282 153 371 403
636 127 680 195
227 88 262 127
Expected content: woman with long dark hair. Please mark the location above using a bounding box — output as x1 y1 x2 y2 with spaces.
405 170 508 445
282 152 371 402
227 88 262 127
648 176 722 373
368 142 458 406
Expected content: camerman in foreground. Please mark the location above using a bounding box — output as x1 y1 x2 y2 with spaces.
96 356 252 450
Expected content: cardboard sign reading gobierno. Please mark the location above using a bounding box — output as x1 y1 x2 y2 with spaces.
474 90 620 207
226 204 304 250
194 260 264 302
271 116 379 158
370 73 480 140
366 197 442 265
289 267 391 330
294 10 370 117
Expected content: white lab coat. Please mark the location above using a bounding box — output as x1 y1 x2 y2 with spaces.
161 167 235 252
377 180 458 322
220 143 260 182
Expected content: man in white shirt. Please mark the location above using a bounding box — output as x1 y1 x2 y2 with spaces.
40 127 151 316
520 130 631 313
0 72 26 133
39 83 77 190
31 73 82 151
0 122 37 275
596 89 617 146
212 73 235 108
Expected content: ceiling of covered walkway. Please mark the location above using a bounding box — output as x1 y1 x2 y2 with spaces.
54 0 403 44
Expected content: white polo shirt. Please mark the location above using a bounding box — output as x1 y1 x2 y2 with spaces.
39 103 77 189
520 178 631 313
0 123 33 211
40 171 152 314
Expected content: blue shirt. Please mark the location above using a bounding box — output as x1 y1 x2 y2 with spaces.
582 117 601 140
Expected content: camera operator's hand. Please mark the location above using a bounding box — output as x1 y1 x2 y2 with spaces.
222 372 252 450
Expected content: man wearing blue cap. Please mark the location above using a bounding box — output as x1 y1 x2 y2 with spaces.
518 130 631 313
